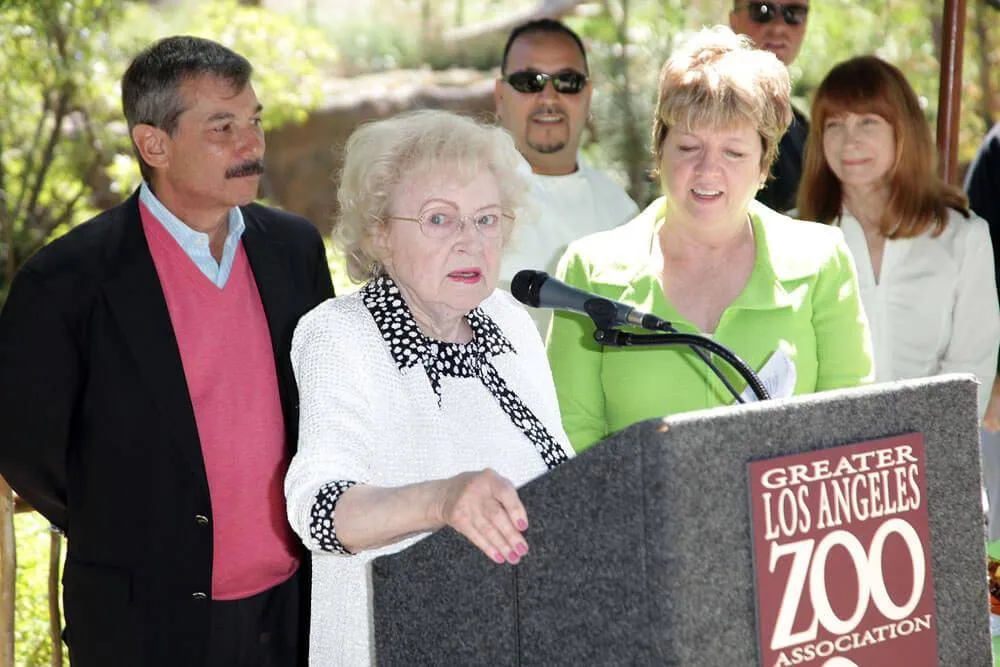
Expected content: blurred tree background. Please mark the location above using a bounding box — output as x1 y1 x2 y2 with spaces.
2 0 998 663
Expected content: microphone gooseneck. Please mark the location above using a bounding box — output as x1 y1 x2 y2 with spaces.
510 269 770 402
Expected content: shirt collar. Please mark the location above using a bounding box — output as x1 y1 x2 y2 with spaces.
624 198 797 314
361 274 515 402
139 182 245 253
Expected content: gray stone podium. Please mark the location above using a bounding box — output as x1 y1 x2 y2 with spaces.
371 375 991 666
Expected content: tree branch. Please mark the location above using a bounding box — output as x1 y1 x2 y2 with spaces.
0 133 13 289
24 82 73 226
38 160 93 244
11 94 52 225
0 126 6 209
52 190 86 232
975 0 996 129
17 0 72 223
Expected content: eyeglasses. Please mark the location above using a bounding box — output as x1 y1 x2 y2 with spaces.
735 1 809 26
503 69 589 95
388 207 513 240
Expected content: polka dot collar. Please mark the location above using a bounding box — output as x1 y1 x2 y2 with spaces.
361 274 568 470
361 274 516 401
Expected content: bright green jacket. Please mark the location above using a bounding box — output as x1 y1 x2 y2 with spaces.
546 198 875 453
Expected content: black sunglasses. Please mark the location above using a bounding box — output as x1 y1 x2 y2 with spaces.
736 1 809 26
503 69 589 95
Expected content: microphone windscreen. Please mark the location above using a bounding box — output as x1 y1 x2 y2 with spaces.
510 269 547 307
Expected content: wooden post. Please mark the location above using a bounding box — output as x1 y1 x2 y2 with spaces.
48 529 62 667
0 476 15 667
936 0 967 184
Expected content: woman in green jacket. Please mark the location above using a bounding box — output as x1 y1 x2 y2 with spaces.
546 26 874 453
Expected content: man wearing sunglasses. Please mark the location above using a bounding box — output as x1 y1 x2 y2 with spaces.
494 19 638 333
730 0 811 212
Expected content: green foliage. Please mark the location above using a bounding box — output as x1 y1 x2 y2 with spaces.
326 237 359 296
113 0 340 130
14 512 66 667
0 0 126 298
322 16 424 74
309 0 515 73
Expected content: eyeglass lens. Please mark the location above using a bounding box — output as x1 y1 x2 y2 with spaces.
402 206 507 239
505 70 588 95
747 1 808 25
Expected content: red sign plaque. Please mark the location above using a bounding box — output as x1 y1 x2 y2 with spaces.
747 433 938 667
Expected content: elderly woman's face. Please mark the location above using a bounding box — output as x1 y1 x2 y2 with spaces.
377 168 504 322
659 121 766 228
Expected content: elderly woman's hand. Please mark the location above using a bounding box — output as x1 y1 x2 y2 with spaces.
435 469 530 565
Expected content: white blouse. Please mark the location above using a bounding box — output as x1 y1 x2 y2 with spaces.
284 278 574 666
838 208 1000 418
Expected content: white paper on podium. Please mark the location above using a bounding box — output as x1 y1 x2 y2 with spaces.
740 348 796 403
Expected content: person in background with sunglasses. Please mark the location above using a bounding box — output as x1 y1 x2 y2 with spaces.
730 0 811 213
494 18 639 334
284 110 574 665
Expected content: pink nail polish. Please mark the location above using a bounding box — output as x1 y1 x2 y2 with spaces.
493 552 505 564
515 543 528 556
516 519 528 530
508 551 519 564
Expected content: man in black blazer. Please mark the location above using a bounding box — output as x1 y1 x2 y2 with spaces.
0 36 334 667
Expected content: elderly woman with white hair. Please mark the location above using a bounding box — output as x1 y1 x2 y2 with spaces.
284 109 575 665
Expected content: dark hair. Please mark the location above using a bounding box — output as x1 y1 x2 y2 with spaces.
121 35 253 182
500 19 588 75
797 56 969 239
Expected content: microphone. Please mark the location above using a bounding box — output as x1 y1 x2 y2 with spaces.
510 270 769 402
510 270 668 331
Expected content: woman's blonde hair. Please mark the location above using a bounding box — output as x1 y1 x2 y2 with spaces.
651 26 792 175
334 109 529 282
797 56 968 238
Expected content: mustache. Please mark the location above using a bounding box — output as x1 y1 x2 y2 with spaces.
225 159 265 179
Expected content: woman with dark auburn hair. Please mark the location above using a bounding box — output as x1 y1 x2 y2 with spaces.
797 55 1000 419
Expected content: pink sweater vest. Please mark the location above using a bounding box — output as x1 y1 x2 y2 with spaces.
141 203 298 600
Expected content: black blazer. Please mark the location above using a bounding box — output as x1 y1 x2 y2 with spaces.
757 106 809 214
0 190 334 667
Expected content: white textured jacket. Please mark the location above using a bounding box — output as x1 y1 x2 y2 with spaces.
285 284 574 666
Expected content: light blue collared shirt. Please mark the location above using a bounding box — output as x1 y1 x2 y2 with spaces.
139 182 246 288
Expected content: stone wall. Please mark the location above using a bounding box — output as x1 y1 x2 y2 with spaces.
262 69 497 235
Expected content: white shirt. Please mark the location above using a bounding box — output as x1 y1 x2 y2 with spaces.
284 286 574 666
500 158 639 333
838 208 1000 418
